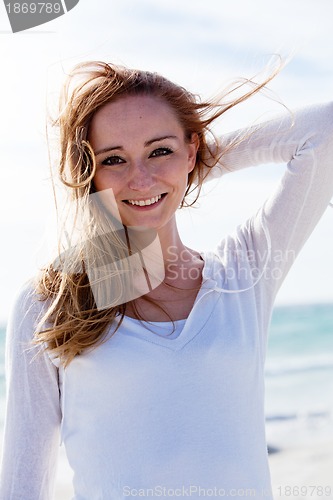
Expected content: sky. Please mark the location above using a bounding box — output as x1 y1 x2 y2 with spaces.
0 0 333 323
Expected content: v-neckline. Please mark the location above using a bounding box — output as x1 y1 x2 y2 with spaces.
113 251 221 351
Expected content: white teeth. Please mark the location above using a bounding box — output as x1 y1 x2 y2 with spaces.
127 194 162 206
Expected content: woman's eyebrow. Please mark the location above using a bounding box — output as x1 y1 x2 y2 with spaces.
94 135 179 156
95 145 123 156
144 135 178 146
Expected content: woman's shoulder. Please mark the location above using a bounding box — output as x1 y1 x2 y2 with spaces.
6 277 48 343
11 277 44 312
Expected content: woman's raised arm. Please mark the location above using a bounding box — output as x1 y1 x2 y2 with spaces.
207 102 333 298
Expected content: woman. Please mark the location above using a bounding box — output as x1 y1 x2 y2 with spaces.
0 61 332 499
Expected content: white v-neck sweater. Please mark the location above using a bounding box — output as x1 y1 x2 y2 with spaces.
1 103 333 500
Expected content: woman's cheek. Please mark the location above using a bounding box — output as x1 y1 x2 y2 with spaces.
93 170 120 192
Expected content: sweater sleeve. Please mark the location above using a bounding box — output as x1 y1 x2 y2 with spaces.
209 102 333 299
0 282 61 500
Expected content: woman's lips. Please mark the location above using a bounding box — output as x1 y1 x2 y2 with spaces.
123 193 167 210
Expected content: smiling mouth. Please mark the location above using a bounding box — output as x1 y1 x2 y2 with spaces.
123 193 167 206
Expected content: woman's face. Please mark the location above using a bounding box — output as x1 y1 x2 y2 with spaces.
88 94 198 231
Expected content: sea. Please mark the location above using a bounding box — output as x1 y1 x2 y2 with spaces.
0 302 332 451
264 303 333 451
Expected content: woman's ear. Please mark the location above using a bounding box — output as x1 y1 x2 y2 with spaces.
187 133 200 173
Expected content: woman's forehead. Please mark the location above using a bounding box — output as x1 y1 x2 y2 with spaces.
88 94 184 146
93 94 177 121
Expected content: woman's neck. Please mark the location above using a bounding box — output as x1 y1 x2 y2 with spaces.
156 217 196 266
125 218 204 321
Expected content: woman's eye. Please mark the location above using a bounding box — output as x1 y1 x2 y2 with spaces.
149 147 173 158
101 155 125 166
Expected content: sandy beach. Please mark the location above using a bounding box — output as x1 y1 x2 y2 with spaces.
267 415 333 500
269 441 333 500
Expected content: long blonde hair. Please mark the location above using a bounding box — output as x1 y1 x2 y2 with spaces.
34 59 281 366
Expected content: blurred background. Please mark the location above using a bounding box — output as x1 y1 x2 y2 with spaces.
0 0 332 497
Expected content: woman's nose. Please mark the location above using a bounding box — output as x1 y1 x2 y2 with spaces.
128 161 155 191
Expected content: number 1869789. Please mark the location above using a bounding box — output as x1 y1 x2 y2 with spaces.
277 485 332 497
5 3 62 14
